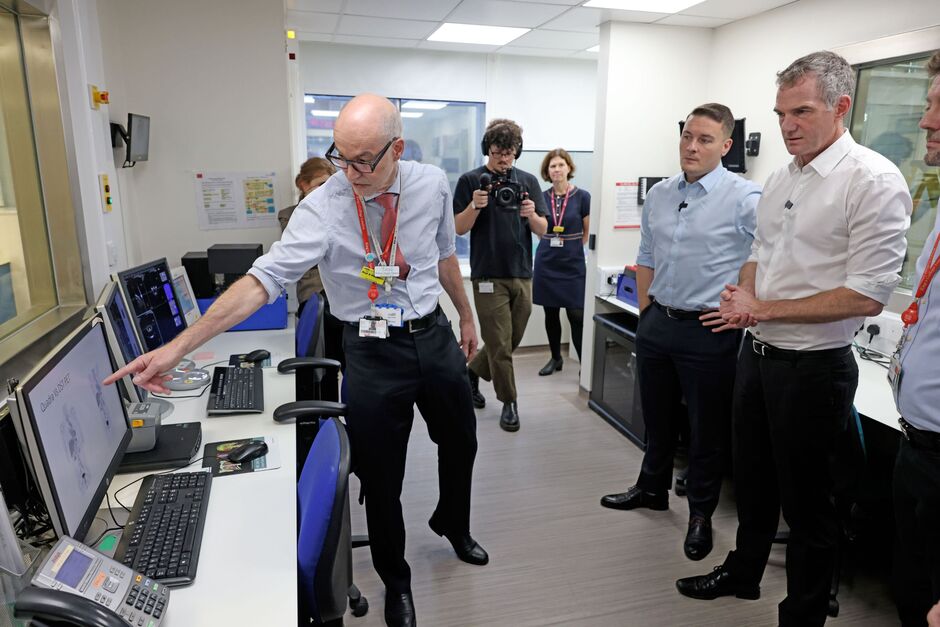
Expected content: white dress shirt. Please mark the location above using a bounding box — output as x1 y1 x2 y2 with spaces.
749 131 911 350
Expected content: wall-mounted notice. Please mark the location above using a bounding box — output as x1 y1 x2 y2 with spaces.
194 171 277 231
613 181 641 229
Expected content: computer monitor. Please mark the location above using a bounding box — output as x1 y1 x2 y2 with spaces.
115 258 188 353
170 266 201 327
127 113 150 163
95 282 146 404
9 317 131 541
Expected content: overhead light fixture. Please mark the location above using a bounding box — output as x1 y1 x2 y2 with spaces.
586 45 600 52
311 109 339 118
304 95 316 104
286 30 296 39
428 23 529 46
583 0 704 12
401 112 424 119
402 101 448 110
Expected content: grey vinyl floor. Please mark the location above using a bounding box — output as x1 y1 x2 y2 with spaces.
346 348 898 627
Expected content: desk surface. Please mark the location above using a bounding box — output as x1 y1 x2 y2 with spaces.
105 328 297 626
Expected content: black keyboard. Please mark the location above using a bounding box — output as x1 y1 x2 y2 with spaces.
114 471 212 587
207 366 264 415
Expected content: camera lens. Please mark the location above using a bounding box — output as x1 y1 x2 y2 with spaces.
496 187 515 206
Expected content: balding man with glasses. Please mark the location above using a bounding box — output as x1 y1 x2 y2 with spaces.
106 93 487 627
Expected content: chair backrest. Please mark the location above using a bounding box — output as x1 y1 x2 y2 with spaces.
297 416 352 623
295 292 324 358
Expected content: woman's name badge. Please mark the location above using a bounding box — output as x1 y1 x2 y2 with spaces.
359 316 388 339
550 237 564 248
374 265 400 279
552 225 565 233
359 266 385 285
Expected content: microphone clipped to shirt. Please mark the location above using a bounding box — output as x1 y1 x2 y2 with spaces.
678 201 688 212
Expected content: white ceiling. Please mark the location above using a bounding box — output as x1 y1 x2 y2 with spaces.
286 0 799 59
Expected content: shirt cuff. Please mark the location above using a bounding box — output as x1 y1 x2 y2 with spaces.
636 252 654 268
247 267 283 304
845 273 901 305
438 244 456 261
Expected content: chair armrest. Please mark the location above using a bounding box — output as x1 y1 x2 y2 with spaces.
273 400 347 423
277 357 342 374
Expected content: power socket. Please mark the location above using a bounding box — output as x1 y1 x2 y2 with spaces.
596 265 622 296
861 311 903 355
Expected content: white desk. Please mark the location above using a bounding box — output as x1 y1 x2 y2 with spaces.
104 328 298 626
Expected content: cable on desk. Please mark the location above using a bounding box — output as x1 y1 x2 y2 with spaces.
113 455 219 512
853 342 890 369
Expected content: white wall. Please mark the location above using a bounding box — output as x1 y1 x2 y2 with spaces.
96 0 293 271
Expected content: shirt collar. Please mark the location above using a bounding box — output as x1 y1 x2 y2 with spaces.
679 164 725 193
788 129 854 178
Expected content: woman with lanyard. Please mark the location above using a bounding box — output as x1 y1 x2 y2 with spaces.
532 148 590 376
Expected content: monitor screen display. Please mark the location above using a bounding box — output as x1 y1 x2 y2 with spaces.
95 282 146 404
116 258 188 352
170 266 201 326
19 319 131 540
128 113 150 162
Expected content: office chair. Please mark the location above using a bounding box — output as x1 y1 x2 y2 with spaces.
771 405 867 618
298 414 369 626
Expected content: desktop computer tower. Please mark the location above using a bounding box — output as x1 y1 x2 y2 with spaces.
181 251 214 298
208 244 263 290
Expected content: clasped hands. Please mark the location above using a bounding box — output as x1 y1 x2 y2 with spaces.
699 284 762 333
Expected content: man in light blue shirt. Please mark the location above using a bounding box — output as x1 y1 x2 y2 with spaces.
600 103 760 562
892 49 940 626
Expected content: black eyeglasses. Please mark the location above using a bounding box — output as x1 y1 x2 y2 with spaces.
325 137 398 173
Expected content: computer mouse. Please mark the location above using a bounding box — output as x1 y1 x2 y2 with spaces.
226 441 268 464
244 349 270 363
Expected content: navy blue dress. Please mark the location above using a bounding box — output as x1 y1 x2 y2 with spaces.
533 187 590 309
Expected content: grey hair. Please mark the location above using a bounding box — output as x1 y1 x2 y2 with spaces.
383 106 402 140
776 51 856 109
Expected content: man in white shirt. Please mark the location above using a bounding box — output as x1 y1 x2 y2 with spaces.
678 51 911 627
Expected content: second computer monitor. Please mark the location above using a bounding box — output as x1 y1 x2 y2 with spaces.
95 281 146 404
116 258 188 352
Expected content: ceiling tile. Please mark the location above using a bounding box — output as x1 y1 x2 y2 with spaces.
510 29 598 50
678 0 797 20
331 34 421 49
655 14 732 27
571 49 599 60
286 11 340 34
539 6 668 31
496 45 577 58
600 7 670 23
507 0 583 4
417 40 501 53
294 31 334 42
337 14 439 39
446 0 570 29
344 0 461 21
286 0 343 12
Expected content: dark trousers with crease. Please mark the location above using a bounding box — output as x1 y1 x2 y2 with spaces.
342 310 478 594
723 339 857 627
634 303 739 519
893 437 940 626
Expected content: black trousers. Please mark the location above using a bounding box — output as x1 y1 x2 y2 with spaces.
543 306 584 361
634 304 739 518
724 339 857 627
893 437 940 626
342 310 478 594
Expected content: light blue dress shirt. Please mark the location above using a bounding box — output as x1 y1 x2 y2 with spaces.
896 205 940 432
248 160 456 323
637 165 761 310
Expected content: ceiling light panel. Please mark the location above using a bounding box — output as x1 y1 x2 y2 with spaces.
428 23 530 46
584 0 704 11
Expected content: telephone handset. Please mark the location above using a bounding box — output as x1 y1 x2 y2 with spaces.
14 536 170 626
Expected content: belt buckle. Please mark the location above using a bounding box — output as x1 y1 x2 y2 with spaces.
665 306 678 320
752 339 767 357
898 418 912 441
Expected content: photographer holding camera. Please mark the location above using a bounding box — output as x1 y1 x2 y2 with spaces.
454 119 548 432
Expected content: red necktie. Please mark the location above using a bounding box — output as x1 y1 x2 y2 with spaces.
377 193 409 280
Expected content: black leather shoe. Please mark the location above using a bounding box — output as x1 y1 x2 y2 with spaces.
684 516 713 561
468 370 485 409
538 357 563 376
384 591 416 627
429 519 489 565
499 401 520 432
676 565 760 601
600 485 668 511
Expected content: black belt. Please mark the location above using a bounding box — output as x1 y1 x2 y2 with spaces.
899 417 940 452
748 334 850 362
652 300 705 321
346 306 441 335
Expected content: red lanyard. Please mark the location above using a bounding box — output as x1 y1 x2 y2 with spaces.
353 193 396 303
902 231 940 327
546 185 571 229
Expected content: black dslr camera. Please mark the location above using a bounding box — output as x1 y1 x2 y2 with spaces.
487 173 528 212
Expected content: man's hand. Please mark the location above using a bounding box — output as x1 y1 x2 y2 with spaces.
471 189 489 210
519 197 536 218
458 318 479 362
699 309 746 333
103 342 188 394
719 284 762 327
928 600 940 627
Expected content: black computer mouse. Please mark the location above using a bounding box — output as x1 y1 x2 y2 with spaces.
244 349 270 363
227 441 268 464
